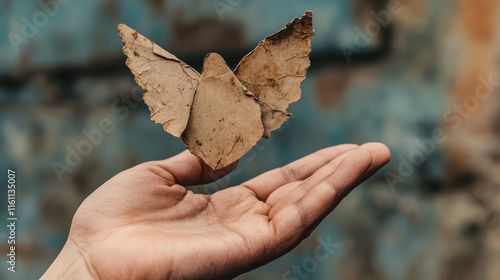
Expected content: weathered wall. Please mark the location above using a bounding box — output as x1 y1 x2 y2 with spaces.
0 0 499 279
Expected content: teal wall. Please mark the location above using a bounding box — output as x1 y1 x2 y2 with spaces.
0 1 472 279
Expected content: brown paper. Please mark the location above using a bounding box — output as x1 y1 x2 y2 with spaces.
118 11 314 169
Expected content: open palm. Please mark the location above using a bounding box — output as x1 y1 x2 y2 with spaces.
43 143 390 280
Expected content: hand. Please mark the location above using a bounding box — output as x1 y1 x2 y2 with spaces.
42 143 390 280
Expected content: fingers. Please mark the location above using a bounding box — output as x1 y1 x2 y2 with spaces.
150 150 238 186
266 142 390 206
265 148 359 207
145 142 390 190
270 144 390 242
240 144 359 200
357 142 391 183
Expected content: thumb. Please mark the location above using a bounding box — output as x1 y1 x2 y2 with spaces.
152 150 239 186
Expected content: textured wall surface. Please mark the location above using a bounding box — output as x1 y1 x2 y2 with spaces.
1 0 499 279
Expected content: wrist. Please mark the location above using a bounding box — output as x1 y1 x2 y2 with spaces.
41 240 96 280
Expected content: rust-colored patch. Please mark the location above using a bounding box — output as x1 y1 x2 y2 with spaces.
40 193 78 230
352 0 387 24
0 239 46 263
145 0 167 11
314 68 352 109
459 0 498 43
441 1 500 279
171 8 245 53
102 0 120 22
446 0 499 168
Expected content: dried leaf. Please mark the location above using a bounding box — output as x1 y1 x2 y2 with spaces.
118 11 314 170
234 11 314 134
118 24 199 137
182 54 264 169
257 102 291 138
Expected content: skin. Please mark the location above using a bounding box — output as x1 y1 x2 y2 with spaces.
41 143 390 280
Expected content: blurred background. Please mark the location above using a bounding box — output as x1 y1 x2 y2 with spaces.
1 0 500 279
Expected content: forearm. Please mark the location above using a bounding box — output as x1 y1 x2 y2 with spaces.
41 241 95 280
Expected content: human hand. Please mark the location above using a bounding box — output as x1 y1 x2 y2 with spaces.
41 143 390 280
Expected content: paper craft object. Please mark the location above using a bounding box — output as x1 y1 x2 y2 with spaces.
118 11 314 170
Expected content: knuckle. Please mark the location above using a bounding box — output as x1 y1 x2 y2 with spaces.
281 165 300 181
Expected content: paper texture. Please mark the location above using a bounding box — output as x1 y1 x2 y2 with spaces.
118 11 314 169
